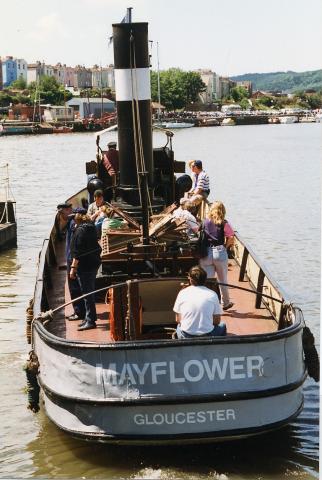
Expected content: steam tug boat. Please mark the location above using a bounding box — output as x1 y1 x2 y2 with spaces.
26 19 318 444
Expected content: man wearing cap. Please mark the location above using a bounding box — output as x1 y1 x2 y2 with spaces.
55 202 73 241
187 160 210 206
102 141 119 185
65 207 87 321
87 189 108 222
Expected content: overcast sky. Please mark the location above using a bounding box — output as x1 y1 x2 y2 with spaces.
1 0 322 76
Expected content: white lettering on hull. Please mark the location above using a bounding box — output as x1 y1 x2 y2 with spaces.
96 356 264 386
133 409 236 426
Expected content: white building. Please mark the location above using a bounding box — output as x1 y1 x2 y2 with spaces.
43 105 74 122
16 58 28 83
91 66 109 88
196 69 218 103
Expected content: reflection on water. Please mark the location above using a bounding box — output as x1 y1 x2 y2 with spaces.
0 125 320 479
25 419 317 480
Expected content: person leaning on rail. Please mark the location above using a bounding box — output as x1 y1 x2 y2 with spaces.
54 202 73 241
185 160 210 206
173 265 226 339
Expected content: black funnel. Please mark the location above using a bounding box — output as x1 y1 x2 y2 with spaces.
113 22 153 207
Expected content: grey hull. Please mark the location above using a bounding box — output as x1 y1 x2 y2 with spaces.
33 315 306 444
43 388 304 444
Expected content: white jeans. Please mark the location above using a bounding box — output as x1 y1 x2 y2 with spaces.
199 245 231 307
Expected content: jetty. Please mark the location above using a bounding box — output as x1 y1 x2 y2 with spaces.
0 165 17 250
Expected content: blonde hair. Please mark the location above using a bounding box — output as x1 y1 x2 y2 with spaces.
188 160 195 169
100 205 113 216
208 201 226 225
74 213 92 224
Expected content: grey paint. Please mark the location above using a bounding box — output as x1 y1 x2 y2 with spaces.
34 330 305 402
44 387 303 437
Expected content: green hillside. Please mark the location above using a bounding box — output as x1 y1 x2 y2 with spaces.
231 70 322 93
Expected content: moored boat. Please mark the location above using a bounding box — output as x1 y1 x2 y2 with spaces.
26 17 319 445
279 115 298 124
0 164 17 249
221 117 236 126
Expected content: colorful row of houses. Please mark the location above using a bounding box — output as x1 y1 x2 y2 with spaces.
0 56 252 103
0 56 116 90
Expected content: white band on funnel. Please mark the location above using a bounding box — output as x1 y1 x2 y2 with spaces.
115 68 151 101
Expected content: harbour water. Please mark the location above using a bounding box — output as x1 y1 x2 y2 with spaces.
0 123 320 479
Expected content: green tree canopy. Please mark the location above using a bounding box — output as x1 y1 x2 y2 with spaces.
9 77 27 90
151 68 205 110
29 76 72 105
230 86 249 102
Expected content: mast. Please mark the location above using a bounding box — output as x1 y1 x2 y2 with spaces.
100 64 103 119
157 42 161 120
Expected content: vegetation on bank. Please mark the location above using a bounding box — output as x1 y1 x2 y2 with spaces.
1 69 322 113
151 68 206 110
231 69 322 93
0 76 73 107
225 85 322 110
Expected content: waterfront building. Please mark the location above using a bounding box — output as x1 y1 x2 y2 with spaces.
217 77 236 100
27 62 42 84
252 90 271 99
66 97 115 119
2 56 17 87
43 105 74 122
53 63 75 87
27 61 56 85
195 69 218 103
73 66 92 89
53 63 64 85
0 58 3 90
16 58 28 84
106 64 115 90
236 80 252 95
91 65 109 89
43 64 54 78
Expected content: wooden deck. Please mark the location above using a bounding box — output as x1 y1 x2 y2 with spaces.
47 240 277 343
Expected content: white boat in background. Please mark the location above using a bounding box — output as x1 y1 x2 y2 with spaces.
315 113 322 123
156 121 194 129
279 116 298 124
221 118 236 126
299 115 316 123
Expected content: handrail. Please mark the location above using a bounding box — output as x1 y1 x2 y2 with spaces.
233 230 289 303
34 275 285 322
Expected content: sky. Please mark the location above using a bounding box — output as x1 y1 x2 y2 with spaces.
1 0 322 77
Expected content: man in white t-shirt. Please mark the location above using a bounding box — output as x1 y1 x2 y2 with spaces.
173 266 226 339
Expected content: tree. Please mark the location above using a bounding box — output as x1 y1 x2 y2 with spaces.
9 77 27 90
240 98 250 110
151 68 205 110
29 76 72 105
0 92 12 107
230 86 249 103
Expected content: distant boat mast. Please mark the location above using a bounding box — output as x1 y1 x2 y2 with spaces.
157 42 161 120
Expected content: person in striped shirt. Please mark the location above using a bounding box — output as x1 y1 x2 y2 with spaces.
187 160 210 206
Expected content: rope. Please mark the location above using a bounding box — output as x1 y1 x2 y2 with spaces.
129 32 153 216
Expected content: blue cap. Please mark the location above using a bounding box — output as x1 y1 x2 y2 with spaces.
72 207 87 215
193 160 202 168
